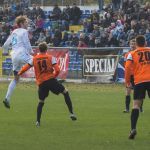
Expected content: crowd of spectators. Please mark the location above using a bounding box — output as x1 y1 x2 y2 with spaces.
0 0 150 48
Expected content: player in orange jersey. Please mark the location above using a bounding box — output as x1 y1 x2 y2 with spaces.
125 35 150 139
123 39 143 113
18 42 77 127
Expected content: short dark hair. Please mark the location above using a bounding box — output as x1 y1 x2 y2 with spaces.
38 42 48 52
136 35 146 47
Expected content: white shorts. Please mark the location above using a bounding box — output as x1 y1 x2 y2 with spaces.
11 53 33 72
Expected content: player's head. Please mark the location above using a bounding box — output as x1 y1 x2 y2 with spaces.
15 15 28 29
129 39 136 50
135 35 146 47
38 42 48 53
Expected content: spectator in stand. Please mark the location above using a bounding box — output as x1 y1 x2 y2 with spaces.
62 5 71 22
35 15 44 33
100 32 109 47
145 2 150 10
23 7 31 17
70 3 82 25
145 29 150 46
71 33 79 47
138 7 147 20
95 38 101 47
2 22 12 35
30 4 37 20
127 29 137 41
50 4 61 21
108 22 116 32
90 10 100 25
92 25 100 37
10 1 17 13
15 1 24 16
0 8 4 22
145 8 150 21
117 28 126 41
112 0 121 11
61 7 71 30
45 30 52 45
139 19 147 33
22 0 29 8
79 33 89 46
130 19 140 34
103 12 114 28
36 4 45 19
35 31 46 45
78 38 88 48
88 33 96 47
123 22 131 33
114 20 124 34
0 30 7 46
122 0 129 13
83 19 93 33
52 29 62 47
30 33 36 46
108 29 119 47
62 31 69 43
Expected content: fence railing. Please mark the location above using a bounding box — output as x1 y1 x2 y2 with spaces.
0 47 130 83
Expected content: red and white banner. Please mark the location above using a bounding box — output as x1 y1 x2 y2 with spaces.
47 49 69 79
22 48 69 79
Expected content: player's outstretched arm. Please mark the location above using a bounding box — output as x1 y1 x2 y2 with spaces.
125 60 132 88
18 64 32 76
53 64 60 78
2 35 12 55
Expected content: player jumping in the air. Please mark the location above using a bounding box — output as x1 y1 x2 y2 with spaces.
2 15 33 108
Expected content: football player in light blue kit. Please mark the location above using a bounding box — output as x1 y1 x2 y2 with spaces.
2 15 33 108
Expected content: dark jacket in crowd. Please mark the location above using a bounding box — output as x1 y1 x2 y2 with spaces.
70 5 82 25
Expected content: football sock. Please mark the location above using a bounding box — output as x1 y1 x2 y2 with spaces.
63 92 73 114
37 102 44 123
5 79 17 103
125 95 130 111
131 108 139 130
140 100 143 111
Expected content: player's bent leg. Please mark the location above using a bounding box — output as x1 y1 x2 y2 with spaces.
129 100 142 139
36 100 45 127
140 100 144 112
123 88 132 113
36 80 49 126
62 88 77 121
3 74 20 109
123 95 130 113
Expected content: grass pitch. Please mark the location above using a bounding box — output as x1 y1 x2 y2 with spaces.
0 82 150 150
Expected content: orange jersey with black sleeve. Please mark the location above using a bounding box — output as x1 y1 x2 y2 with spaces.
124 51 134 75
18 53 60 85
125 47 150 85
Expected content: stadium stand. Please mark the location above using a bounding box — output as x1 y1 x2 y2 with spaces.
0 0 149 79
0 0 149 48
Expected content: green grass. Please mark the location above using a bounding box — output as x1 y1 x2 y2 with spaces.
0 82 150 150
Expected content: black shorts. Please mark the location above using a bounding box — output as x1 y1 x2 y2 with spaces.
38 78 65 100
134 82 150 100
